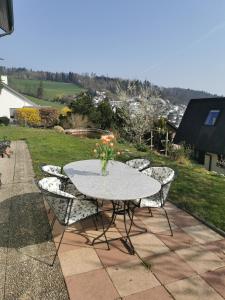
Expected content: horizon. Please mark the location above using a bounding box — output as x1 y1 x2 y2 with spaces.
1 0 225 95
0 64 220 97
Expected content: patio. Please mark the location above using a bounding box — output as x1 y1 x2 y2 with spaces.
1 141 225 299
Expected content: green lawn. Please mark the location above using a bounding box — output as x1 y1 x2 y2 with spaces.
25 95 64 109
8 77 84 100
1 126 225 232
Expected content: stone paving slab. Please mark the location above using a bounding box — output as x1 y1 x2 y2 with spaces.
1 141 225 300
0 141 69 300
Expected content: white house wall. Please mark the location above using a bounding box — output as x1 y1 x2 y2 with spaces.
0 88 35 118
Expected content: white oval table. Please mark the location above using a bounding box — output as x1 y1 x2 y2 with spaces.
64 160 161 201
64 160 161 262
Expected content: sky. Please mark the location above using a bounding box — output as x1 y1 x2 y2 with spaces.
1 0 225 95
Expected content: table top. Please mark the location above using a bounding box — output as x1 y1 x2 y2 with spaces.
64 160 161 201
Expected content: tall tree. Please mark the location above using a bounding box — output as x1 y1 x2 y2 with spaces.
36 81 44 99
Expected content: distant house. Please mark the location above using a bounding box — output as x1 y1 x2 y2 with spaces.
174 97 225 174
0 76 38 119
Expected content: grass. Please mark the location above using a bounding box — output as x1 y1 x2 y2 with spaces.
1 126 225 232
8 77 84 100
25 95 64 109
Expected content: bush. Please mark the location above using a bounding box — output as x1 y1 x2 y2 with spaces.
61 106 72 116
39 108 59 128
0 116 10 126
60 113 93 129
135 143 148 152
16 108 41 127
168 142 192 164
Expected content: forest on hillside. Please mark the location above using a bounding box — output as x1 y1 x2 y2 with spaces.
0 66 218 105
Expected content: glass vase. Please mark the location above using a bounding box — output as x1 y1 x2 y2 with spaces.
101 159 108 176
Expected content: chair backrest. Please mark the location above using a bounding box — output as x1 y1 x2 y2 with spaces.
143 166 175 204
126 158 150 171
38 176 74 199
41 164 67 179
38 177 75 225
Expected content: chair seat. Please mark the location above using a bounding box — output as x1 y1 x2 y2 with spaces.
47 196 99 225
42 165 68 179
133 192 162 208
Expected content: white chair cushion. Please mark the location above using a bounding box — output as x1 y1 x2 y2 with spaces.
42 165 68 179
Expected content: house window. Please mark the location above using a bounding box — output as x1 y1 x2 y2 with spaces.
204 110 220 126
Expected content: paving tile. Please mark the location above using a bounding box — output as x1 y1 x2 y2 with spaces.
205 239 225 261
7 241 56 266
4 257 68 300
170 211 201 228
148 251 195 284
65 269 120 300
0 247 7 266
176 244 225 274
123 285 173 300
131 232 170 258
0 287 3 300
85 226 122 243
201 267 225 298
59 247 103 277
0 267 6 289
95 239 136 267
166 275 223 300
56 231 91 254
182 224 223 244
140 214 177 234
107 259 160 297
156 228 197 251
0 206 9 224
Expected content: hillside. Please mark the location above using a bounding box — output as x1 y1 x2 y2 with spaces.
160 87 218 105
25 95 64 109
1 66 219 106
8 77 84 101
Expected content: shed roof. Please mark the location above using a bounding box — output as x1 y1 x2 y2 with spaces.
0 0 14 37
1 83 38 107
174 97 225 155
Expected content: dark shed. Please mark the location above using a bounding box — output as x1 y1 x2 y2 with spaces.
174 97 225 155
0 0 14 37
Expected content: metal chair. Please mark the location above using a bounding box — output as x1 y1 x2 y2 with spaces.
125 158 150 172
40 164 73 191
38 176 107 266
133 166 175 236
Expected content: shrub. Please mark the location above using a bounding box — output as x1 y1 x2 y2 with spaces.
168 142 192 164
39 108 59 128
16 108 41 127
0 116 10 126
60 113 93 129
61 106 72 116
135 143 148 152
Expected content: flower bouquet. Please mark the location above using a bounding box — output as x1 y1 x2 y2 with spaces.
94 134 120 175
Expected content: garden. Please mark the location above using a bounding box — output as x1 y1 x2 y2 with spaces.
1 125 225 232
